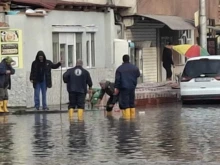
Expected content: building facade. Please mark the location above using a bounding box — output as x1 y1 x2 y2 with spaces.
2 0 219 107
0 0 130 107
119 0 219 82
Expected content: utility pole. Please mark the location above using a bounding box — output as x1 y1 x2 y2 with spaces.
199 0 207 49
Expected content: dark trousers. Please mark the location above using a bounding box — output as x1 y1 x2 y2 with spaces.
118 89 135 110
0 88 8 101
68 92 86 109
163 63 172 79
106 95 118 112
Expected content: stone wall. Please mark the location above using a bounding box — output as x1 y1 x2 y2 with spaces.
8 69 27 107
8 68 115 108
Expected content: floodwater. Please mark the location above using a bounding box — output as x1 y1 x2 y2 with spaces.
1 103 220 164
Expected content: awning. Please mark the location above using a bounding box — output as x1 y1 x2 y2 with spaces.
134 14 195 30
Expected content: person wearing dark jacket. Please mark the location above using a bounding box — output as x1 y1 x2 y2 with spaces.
95 80 118 114
114 55 140 119
162 43 174 81
30 50 61 110
63 59 93 120
0 57 15 112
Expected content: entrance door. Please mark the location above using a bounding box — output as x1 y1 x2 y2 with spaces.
142 47 157 82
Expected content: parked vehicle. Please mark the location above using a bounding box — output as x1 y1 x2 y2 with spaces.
180 56 220 103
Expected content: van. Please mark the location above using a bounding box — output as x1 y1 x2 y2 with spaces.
180 56 220 103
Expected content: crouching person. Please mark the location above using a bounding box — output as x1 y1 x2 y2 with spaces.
95 80 118 115
63 59 93 121
0 57 15 112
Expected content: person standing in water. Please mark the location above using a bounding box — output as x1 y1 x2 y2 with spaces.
30 50 61 110
63 59 93 121
114 55 140 119
0 57 15 112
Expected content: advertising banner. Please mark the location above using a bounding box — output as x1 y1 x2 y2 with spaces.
0 29 23 68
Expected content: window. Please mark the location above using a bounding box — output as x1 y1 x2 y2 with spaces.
52 33 59 63
91 33 95 67
86 33 96 68
86 40 90 67
52 32 83 68
182 59 220 78
60 44 66 67
76 33 82 60
68 45 74 67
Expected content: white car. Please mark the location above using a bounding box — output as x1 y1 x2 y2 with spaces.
180 55 220 103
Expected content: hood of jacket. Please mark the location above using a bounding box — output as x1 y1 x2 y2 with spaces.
35 50 47 62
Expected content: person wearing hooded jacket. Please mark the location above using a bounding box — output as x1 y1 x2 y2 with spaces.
30 50 61 110
0 57 15 112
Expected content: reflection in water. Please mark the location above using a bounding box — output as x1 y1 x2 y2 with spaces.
0 115 13 163
68 120 88 155
106 115 115 128
3 104 220 164
116 118 142 159
33 114 54 157
157 104 183 159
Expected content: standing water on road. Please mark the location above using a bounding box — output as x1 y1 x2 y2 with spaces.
1 103 220 164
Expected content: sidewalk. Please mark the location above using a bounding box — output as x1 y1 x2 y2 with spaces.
8 103 103 115
6 81 180 114
135 81 180 107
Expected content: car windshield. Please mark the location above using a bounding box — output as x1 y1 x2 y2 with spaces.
182 59 220 78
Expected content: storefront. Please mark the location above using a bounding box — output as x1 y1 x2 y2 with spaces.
123 14 195 82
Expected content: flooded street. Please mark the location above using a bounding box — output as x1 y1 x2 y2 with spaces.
1 103 220 164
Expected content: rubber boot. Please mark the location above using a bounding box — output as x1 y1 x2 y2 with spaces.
0 101 4 112
130 108 136 118
122 109 126 118
125 108 131 119
78 109 84 121
3 100 8 112
69 108 74 118
68 108 74 123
